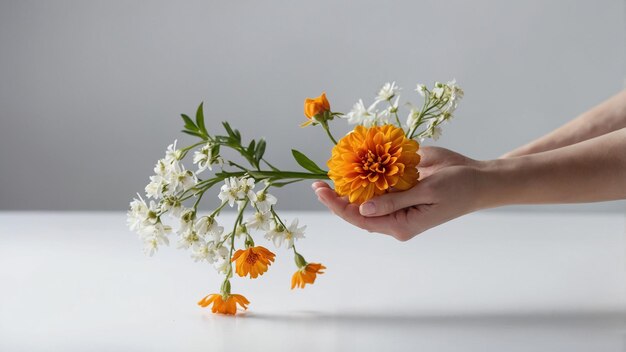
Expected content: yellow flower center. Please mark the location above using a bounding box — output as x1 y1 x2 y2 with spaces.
245 252 259 265
362 150 390 174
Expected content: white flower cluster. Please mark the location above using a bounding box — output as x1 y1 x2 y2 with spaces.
127 195 171 256
217 176 306 249
409 80 464 140
192 142 221 173
343 80 463 141
145 140 198 202
128 140 306 273
344 81 401 127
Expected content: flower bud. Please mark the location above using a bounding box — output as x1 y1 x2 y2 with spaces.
302 93 331 127
294 252 307 268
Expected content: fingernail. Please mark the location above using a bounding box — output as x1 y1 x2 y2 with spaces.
360 202 376 215
311 182 318 190
315 189 326 202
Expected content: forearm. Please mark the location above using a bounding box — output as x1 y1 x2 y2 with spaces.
481 128 626 208
503 91 626 157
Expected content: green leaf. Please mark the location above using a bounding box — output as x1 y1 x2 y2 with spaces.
270 179 301 188
214 135 230 144
181 114 197 131
222 122 236 139
254 139 266 162
195 102 208 137
247 140 256 155
291 149 324 173
181 129 207 139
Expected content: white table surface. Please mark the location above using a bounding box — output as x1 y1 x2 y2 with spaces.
1 211 625 352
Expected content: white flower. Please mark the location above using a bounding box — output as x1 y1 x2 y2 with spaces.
143 237 160 256
212 246 230 274
127 195 159 232
415 84 427 97
164 140 182 164
265 218 305 248
264 223 285 248
239 177 256 202
430 125 443 140
218 177 240 207
442 79 464 113
345 99 380 127
432 83 445 100
218 176 256 207
254 190 277 213
145 175 166 199
177 229 204 249
246 211 272 231
153 159 174 177
375 81 400 102
195 216 224 242
193 143 214 173
140 222 171 256
209 225 225 243
169 165 197 193
191 243 217 263
406 104 420 129
235 224 248 238
159 197 183 217
178 208 196 233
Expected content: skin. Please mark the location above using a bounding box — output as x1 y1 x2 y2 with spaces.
313 91 626 241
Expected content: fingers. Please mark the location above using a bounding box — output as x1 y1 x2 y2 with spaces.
417 146 440 167
312 182 396 237
358 184 430 217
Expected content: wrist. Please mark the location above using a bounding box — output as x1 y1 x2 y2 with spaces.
473 157 523 210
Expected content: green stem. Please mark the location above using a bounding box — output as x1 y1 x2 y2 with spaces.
192 191 204 212
393 110 403 130
321 121 338 145
224 199 248 279
217 170 329 180
262 158 279 170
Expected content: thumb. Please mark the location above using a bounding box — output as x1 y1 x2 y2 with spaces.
359 185 427 217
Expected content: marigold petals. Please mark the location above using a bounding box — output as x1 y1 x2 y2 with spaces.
232 246 275 279
327 124 420 204
375 176 388 190
198 293 250 315
231 249 244 262
291 263 326 289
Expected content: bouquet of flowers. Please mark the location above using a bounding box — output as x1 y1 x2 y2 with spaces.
127 80 463 315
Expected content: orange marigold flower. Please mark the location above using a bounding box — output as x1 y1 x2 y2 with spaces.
231 246 276 279
327 124 420 204
291 263 326 289
302 92 331 127
198 293 250 315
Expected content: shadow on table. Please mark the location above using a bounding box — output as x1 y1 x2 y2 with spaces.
243 309 626 329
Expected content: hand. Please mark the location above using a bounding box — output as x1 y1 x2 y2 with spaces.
313 146 487 241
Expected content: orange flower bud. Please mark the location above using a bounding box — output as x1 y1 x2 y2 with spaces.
302 92 331 127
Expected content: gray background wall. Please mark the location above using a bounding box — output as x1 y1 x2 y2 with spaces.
0 0 624 212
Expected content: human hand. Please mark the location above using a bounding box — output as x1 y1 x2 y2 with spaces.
313 146 488 241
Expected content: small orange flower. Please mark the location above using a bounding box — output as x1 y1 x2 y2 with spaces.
291 263 326 289
231 246 276 278
327 124 420 204
198 293 250 315
302 92 331 127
